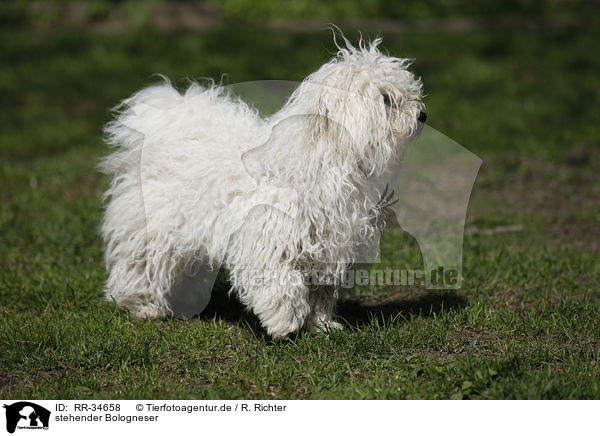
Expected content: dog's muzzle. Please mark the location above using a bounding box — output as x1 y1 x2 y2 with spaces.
417 111 427 123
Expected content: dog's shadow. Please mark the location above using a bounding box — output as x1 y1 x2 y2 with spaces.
198 272 467 334
197 274 265 337
336 291 467 327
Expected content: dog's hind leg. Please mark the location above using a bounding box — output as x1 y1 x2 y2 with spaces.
102 199 170 317
104 255 166 318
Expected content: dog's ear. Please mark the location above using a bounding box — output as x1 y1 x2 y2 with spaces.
312 88 380 150
301 92 331 142
286 82 365 150
306 91 348 146
308 111 330 142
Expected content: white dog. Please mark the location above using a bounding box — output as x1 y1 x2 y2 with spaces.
100 36 425 339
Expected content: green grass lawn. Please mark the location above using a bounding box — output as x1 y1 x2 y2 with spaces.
1 19 599 399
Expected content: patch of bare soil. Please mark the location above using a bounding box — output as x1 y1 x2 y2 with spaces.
0 371 21 389
468 148 600 251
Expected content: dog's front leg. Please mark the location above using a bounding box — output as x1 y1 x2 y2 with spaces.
307 286 343 333
237 267 311 340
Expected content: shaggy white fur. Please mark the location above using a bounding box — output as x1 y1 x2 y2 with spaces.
99 36 425 339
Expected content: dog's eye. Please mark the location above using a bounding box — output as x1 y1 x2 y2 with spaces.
382 94 392 106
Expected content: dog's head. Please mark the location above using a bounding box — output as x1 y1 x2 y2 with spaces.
284 35 425 175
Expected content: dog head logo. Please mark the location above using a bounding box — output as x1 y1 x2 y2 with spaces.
3 402 50 434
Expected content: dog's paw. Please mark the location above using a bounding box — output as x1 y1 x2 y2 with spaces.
267 327 296 342
263 314 307 341
106 290 166 319
129 303 166 319
258 298 311 340
311 319 344 333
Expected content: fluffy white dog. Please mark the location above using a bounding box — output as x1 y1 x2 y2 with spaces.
100 36 425 339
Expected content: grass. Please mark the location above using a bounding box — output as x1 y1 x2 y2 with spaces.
1 18 599 399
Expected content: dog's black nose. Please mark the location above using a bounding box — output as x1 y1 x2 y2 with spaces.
417 111 427 123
